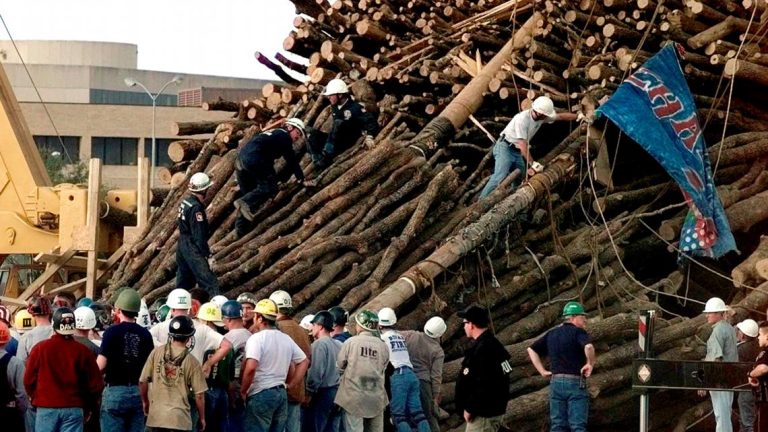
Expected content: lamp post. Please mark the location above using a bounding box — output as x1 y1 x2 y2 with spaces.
124 75 183 189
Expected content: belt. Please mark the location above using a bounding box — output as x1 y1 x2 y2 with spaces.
500 137 521 151
106 383 138 387
551 374 581 379
394 366 412 374
264 384 286 391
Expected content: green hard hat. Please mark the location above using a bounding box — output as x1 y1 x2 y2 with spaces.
115 288 142 313
355 310 379 332
157 304 171 322
562 301 586 317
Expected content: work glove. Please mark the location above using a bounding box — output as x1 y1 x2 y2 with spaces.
364 135 376 149
207 257 216 267
576 111 593 124
530 161 545 173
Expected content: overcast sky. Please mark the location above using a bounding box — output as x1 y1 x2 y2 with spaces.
0 0 300 79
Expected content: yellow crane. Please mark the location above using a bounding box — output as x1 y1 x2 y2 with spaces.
0 61 144 305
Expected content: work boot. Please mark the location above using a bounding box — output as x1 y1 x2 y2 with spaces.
234 199 255 221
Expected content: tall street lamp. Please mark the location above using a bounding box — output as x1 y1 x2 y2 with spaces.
124 75 183 189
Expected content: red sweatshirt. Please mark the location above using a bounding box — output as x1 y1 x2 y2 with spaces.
24 334 104 409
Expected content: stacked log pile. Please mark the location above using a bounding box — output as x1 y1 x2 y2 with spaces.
105 0 768 430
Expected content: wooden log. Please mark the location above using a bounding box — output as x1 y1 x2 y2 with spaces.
724 58 768 87
167 139 206 163
171 120 255 136
732 236 768 287
275 53 309 75
202 99 240 112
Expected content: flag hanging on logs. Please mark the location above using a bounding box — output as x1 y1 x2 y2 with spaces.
596 43 737 260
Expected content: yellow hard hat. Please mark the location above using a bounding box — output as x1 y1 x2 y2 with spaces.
255 299 278 320
196 302 224 326
14 309 35 333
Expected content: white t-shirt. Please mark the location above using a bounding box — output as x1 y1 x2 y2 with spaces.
244 328 307 396
226 328 252 381
380 329 413 369
150 318 224 363
500 109 555 147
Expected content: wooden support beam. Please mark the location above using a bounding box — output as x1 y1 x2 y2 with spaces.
34 253 108 270
17 249 77 301
85 159 102 299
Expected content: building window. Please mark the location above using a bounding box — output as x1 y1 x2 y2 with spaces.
90 89 177 106
33 136 80 161
91 137 139 165
143 138 174 167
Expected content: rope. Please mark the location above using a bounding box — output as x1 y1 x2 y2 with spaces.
0 14 74 164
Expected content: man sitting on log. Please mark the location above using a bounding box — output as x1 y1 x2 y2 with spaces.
527 301 595 432
177 172 219 296
479 96 582 198
307 78 378 170
234 118 309 238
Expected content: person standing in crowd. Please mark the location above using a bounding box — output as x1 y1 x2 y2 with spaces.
150 288 232 374
140 315 208 432
24 307 103 432
480 96 581 198
737 319 760 432
198 302 233 432
307 79 378 169
270 290 312 432
402 317 447 432
377 308 431 432
749 321 768 431
455 305 512 432
89 302 113 346
17 295 53 363
335 310 389 432
53 292 77 311
221 300 252 432
241 299 309 432
0 321 29 431
97 288 154 432
238 293 258 330
177 172 219 296
527 302 595 432
14 309 35 338
697 297 738 432
304 311 343 432
329 306 351 343
0 306 18 356
233 119 309 238
73 306 100 357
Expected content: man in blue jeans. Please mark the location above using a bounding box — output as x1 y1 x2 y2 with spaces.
97 288 154 432
479 96 581 198
527 302 596 432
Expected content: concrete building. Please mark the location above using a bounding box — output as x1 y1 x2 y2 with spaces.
0 40 269 188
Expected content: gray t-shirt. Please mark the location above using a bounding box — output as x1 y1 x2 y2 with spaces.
16 325 53 363
705 320 738 362
306 336 342 393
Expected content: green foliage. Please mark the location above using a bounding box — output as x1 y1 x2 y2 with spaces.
41 151 89 185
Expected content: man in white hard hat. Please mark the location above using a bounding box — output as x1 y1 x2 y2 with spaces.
233 119 310 238
401 316 447 432
177 172 220 296
698 297 738 432
308 78 378 170
737 319 760 432
480 96 583 198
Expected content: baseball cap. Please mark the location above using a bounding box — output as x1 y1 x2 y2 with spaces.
458 304 490 328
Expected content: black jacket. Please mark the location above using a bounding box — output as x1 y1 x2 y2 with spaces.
327 99 378 150
238 128 304 181
455 330 511 418
177 194 211 257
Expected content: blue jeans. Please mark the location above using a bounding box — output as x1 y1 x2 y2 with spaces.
303 386 341 432
100 385 145 432
246 386 288 432
229 395 246 432
480 138 526 198
36 407 84 432
389 368 430 432
286 402 301 432
206 387 229 432
710 390 734 432
739 390 755 432
549 376 588 432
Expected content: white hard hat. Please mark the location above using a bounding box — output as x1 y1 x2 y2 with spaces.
378 307 397 327
531 96 556 119
74 306 97 330
299 314 315 331
737 319 759 338
424 316 447 339
189 172 213 192
167 288 192 310
703 297 728 313
323 78 349 96
211 295 228 308
284 118 306 139
269 290 293 310
137 299 151 328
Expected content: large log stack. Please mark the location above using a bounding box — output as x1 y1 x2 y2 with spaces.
105 0 768 430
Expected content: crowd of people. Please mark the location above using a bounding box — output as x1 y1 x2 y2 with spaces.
0 288 458 432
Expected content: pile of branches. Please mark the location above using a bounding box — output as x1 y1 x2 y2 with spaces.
105 0 768 429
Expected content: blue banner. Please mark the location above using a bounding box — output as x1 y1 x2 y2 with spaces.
596 44 736 259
